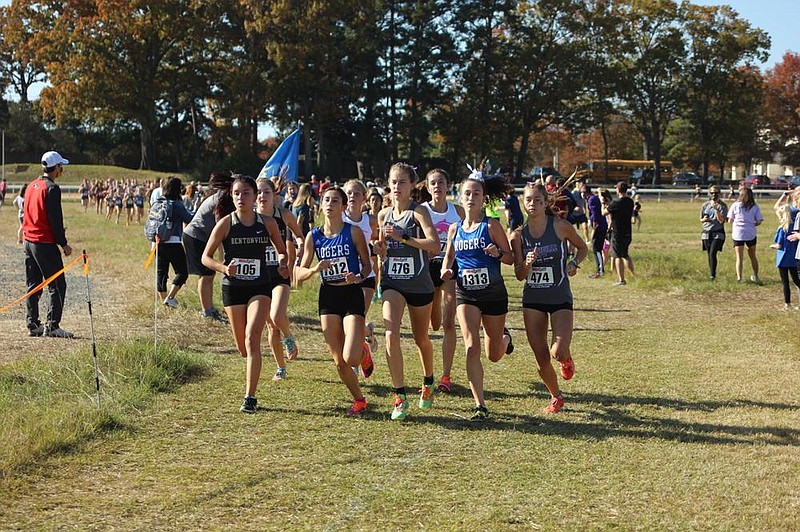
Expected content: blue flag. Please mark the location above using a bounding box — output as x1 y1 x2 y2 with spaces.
258 128 301 182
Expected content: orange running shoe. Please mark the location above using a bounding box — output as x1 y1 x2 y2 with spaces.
360 341 374 378
560 356 575 380
346 398 367 417
436 375 452 393
543 395 565 414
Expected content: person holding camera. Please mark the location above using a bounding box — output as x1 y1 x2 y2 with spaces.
700 185 728 280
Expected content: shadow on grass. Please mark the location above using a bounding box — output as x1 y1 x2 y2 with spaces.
268 383 800 447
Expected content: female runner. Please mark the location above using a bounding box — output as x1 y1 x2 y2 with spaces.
202 175 287 414
343 179 379 376
296 187 374 416
510 183 587 414
441 172 513 420
374 163 440 420
422 169 464 393
256 178 303 380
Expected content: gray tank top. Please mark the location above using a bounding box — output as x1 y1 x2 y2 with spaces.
381 202 433 294
520 216 573 305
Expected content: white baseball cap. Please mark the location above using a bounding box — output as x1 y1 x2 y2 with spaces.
41 151 70 168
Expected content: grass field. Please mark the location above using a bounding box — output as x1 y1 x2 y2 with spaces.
0 194 798 530
1 163 187 187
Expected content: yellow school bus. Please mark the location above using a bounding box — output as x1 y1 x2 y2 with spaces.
575 159 674 184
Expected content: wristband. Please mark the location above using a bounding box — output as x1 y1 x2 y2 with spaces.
568 259 579 269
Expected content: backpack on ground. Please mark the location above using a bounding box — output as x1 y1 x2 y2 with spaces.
144 197 174 242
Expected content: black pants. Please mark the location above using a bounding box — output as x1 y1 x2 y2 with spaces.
778 266 800 304
706 238 724 278
24 241 66 331
157 242 189 293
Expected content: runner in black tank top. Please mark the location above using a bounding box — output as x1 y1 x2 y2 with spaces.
256 178 302 381
510 183 587 415
374 163 441 421
202 176 287 415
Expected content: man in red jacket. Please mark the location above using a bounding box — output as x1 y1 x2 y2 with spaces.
22 151 74 338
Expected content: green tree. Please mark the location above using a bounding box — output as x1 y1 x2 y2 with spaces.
763 52 800 167
0 2 49 104
502 0 586 177
616 0 686 184
679 3 769 181
392 0 458 163
32 0 214 170
569 0 627 180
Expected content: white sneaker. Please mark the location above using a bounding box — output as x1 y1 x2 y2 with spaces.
163 297 179 308
366 322 378 352
44 327 74 339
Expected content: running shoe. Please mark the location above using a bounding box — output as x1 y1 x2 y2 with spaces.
560 356 575 380
419 384 434 410
470 405 489 421
588 272 604 279
163 297 179 308
44 327 74 339
504 327 514 355
750 275 762 285
240 395 257 414
272 367 287 381
366 322 378 353
28 324 44 337
543 395 565 414
360 341 374 378
203 308 229 324
346 398 368 417
282 335 299 361
391 393 408 420
436 375 452 394
614 280 627 286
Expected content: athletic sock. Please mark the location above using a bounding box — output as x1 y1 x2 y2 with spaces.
393 387 406 396
423 375 434 386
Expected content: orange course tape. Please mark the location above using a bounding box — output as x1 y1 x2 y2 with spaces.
0 252 88 314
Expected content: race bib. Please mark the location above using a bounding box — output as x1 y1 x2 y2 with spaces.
321 257 349 282
460 267 489 290
387 257 415 279
232 258 261 281
527 266 554 288
265 246 279 266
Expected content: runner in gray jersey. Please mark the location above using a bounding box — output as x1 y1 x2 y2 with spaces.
374 163 440 420
511 183 587 415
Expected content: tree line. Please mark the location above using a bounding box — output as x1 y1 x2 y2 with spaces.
1 0 798 183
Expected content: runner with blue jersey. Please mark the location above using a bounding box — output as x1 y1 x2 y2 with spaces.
441 169 513 421
296 187 374 417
